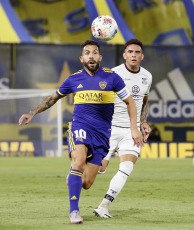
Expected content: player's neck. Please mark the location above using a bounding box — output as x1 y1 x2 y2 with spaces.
84 67 99 76
125 63 140 73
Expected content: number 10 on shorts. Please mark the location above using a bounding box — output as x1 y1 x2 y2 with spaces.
74 129 86 139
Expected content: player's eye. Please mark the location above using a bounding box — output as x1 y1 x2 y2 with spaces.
93 50 99 55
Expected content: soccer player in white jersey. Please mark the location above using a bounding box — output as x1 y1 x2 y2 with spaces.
94 39 152 218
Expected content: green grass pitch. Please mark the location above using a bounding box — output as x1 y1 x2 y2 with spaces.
0 157 194 230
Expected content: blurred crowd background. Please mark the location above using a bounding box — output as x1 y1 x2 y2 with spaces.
0 0 193 158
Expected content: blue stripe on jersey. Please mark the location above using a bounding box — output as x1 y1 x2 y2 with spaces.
117 87 130 100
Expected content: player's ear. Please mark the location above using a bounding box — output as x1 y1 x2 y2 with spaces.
79 56 83 63
141 53 144 61
123 52 126 60
99 55 102 62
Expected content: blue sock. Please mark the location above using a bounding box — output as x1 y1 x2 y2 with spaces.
68 169 83 213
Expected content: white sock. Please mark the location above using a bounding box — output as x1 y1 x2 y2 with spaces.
100 161 134 208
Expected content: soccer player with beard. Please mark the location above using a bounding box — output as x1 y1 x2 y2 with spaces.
18 40 143 224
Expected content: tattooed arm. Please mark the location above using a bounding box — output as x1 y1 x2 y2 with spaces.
140 95 149 123
19 92 62 126
140 96 152 142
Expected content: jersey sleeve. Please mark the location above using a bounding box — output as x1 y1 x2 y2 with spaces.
113 73 131 100
56 76 72 96
145 73 153 96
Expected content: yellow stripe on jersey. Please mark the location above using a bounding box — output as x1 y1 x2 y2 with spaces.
71 70 83 76
67 122 75 152
102 67 113 73
57 89 66 96
0 4 20 43
74 90 115 104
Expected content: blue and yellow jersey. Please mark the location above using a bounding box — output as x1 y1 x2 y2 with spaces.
56 66 130 132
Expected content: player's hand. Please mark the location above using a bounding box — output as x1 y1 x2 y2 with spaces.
18 113 33 126
141 122 152 142
131 127 143 148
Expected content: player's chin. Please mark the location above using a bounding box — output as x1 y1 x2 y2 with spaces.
130 63 138 68
88 64 99 72
89 64 96 69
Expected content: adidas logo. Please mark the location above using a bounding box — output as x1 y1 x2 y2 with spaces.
148 68 194 120
70 195 78 200
77 84 83 88
149 68 194 101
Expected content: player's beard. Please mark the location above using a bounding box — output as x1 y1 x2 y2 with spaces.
83 60 100 74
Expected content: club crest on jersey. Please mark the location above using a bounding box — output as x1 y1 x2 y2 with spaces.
99 81 107 89
132 85 140 94
142 78 148 85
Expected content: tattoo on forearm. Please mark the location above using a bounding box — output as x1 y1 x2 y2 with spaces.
141 101 149 122
45 96 54 109
29 95 58 116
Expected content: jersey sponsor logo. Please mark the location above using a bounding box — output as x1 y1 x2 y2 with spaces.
132 85 140 94
78 92 103 102
99 81 107 89
74 90 115 104
77 84 83 88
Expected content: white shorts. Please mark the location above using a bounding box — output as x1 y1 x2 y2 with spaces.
104 126 141 161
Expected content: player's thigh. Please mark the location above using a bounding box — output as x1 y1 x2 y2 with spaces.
118 128 140 163
100 127 120 172
82 162 100 190
103 126 121 161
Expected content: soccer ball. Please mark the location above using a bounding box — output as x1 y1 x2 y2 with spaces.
91 15 118 41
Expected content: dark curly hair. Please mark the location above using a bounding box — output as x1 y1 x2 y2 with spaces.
81 40 101 53
124 39 143 51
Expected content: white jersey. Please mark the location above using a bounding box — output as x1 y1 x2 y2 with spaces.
111 63 152 128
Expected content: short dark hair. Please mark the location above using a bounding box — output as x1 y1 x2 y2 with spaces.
81 40 101 53
124 39 143 51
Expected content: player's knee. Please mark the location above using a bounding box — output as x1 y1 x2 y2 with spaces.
98 165 106 173
98 159 109 173
119 161 134 176
71 159 85 172
82 178 93 190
